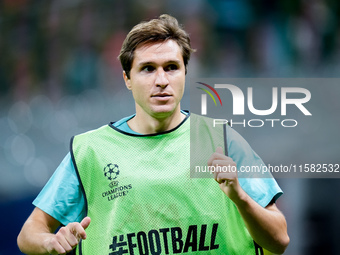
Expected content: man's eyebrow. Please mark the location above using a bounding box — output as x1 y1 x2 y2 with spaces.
137 61 153 67
137 60 181 67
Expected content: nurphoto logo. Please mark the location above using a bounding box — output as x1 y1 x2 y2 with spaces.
195 81 312 128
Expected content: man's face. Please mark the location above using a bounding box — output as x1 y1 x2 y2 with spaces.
124 40 186 119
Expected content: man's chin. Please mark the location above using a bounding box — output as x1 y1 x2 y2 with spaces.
150 106 178 119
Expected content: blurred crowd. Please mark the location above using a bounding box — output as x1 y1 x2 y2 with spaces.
1 0 340 103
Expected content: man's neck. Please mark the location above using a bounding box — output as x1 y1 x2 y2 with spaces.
127 109 186 134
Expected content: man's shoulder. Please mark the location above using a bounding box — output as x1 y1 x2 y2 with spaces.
189 113 229 132
75 124 110 137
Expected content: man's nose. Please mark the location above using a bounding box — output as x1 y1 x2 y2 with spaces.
155 69 169 88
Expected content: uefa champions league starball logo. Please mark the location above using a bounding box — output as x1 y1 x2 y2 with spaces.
103 163 120 181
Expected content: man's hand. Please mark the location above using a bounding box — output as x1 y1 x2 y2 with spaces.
17 207 91 255
207 147 246 203
44 217 91 255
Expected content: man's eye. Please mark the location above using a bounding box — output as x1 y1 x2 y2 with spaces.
165 64 178 71
142 66 155 72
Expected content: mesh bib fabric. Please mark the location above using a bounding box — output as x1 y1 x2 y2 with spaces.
71 114 261 254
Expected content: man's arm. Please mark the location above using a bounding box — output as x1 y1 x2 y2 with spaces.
208 147 290 254
17 207 91 255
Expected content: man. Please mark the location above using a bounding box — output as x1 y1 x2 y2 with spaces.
18 14 289 254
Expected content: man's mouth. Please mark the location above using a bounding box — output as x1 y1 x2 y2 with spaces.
151 93 172 98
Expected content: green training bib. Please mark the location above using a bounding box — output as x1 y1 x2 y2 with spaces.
71 114 262 254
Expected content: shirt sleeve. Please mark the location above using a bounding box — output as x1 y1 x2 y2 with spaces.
226 126 283 207
33 152 86 225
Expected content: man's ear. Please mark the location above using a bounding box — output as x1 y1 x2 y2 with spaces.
123 71 132 90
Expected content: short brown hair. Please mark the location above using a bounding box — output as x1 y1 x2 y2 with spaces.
119 14 195 79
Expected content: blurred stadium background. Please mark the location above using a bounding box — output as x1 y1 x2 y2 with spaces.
1 0 340 254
